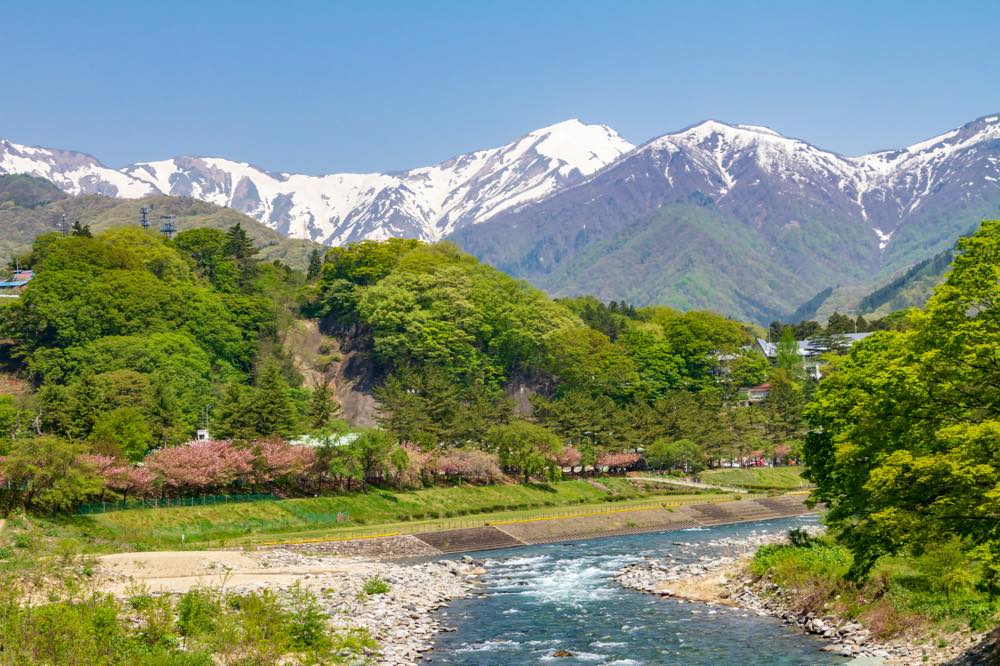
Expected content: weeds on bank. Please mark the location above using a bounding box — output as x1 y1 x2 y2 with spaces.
0 523 377 666
751 530 1000 640
358 575 391 600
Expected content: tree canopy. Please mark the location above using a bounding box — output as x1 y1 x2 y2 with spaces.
804 219 1000 582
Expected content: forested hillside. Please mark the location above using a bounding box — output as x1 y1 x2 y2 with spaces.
0 175 320 270
0 226 824 514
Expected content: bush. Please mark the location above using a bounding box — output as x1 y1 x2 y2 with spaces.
286 582 330 649
360 575 390 596
176 588 221 637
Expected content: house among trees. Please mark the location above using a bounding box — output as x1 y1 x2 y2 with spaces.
0 270 33 298
754 332 872 379
739 382 773 405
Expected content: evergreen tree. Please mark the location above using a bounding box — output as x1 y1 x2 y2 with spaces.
252 364 295 437
224 223 258 287
224 223 257 261
70 220 92 237
306 383 340 429
307 248 323 280
149 380 187 447
762 368 804 449
212 382 256 440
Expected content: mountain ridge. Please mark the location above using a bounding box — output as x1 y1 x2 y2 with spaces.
0 119 634 246
5 115 1000 322
451 114 1000 322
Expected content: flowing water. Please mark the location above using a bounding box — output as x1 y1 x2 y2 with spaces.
428 516 848 665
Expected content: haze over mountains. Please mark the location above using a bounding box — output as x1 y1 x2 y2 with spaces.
3 114 1000 322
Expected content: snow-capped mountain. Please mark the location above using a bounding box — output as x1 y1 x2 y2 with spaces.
633 115 1000 250
0 120 633 244
4 114 1000 322
453 114 1000 322
0 139 155 199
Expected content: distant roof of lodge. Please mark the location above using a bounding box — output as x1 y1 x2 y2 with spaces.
755 332 873 358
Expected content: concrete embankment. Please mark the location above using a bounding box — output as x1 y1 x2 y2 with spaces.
277 493 816 557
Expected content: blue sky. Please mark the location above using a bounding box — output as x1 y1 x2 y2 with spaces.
2 0 998 174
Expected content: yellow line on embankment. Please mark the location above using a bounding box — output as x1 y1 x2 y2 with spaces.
488 503 670 526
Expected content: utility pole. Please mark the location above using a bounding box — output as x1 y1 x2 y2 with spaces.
140 205 151 229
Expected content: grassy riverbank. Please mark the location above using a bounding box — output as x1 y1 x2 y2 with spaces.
699 467 809 491
2 479 732 553
751 535 1000 641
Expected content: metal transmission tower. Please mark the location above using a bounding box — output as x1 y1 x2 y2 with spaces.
140 205 152 229
159 214 177 240
60 213 68 235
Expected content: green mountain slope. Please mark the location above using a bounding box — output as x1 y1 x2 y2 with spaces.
529 203 874 324
0 177 321 270
0 173 67 207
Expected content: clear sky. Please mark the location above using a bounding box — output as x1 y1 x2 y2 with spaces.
2 0 998 174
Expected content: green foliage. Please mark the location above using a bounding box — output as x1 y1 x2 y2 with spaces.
176 588 221 637
305 383 339 429
375 366 511 448
89 407 153 462
1 436 102 513
804 220 1000 583
646 438 703 472
751 534 1000 636
485 419 562 482
774 328 801 375
360 575 391 597
306 248 323 281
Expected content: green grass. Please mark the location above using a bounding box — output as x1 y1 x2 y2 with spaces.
698 467 810 490
9 478 724 552
752 534 1000 639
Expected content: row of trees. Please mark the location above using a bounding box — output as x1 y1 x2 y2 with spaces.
0 430 650 513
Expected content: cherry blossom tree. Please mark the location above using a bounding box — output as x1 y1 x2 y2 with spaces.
145 440 254 494
596 452 642 474
552 446 582 470
433 449 505 484
251 438 318 489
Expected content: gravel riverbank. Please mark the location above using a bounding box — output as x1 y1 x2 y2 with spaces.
255 550 485 665
99 547 485 666
614 528 988 665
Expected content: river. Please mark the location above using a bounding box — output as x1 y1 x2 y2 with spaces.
428 516 848 665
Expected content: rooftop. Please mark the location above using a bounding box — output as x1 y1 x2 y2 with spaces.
756 332 873 358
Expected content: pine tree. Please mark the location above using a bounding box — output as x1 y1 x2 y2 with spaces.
224 223 258 288
306 383 340 429
252 364 295 437
307 248 323 280
149 381 186 447
224 223 257 261
212 382 256 440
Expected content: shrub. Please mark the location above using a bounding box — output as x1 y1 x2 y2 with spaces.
286 582 330 649
177 588 222 637
360 575 390 596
